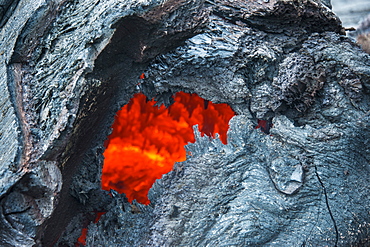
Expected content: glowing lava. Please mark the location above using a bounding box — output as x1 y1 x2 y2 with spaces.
101 92 235 204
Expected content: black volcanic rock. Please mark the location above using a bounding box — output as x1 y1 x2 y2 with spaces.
0 0 369 246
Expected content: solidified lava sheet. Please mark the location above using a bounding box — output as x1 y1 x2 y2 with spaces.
1 0 370 246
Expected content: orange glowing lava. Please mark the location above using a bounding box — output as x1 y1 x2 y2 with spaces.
101 92 235 204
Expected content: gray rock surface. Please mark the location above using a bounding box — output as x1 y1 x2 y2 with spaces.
0 0 369 246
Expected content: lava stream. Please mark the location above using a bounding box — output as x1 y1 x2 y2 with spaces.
102 92 235 204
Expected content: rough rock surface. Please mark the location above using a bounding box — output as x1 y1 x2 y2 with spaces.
0 0 369 246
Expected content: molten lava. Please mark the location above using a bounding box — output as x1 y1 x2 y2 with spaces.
75 211 105 246
102 92 235 204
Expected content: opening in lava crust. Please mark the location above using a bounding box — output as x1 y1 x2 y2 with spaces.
101 92 235 204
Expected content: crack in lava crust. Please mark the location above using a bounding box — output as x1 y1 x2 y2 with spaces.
102 92 235 204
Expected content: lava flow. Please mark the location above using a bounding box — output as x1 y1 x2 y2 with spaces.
101 92 235 204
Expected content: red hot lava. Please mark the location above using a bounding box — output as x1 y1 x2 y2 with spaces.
101 92 235 204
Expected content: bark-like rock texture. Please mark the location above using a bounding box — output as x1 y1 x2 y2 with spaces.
0 0 369 246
